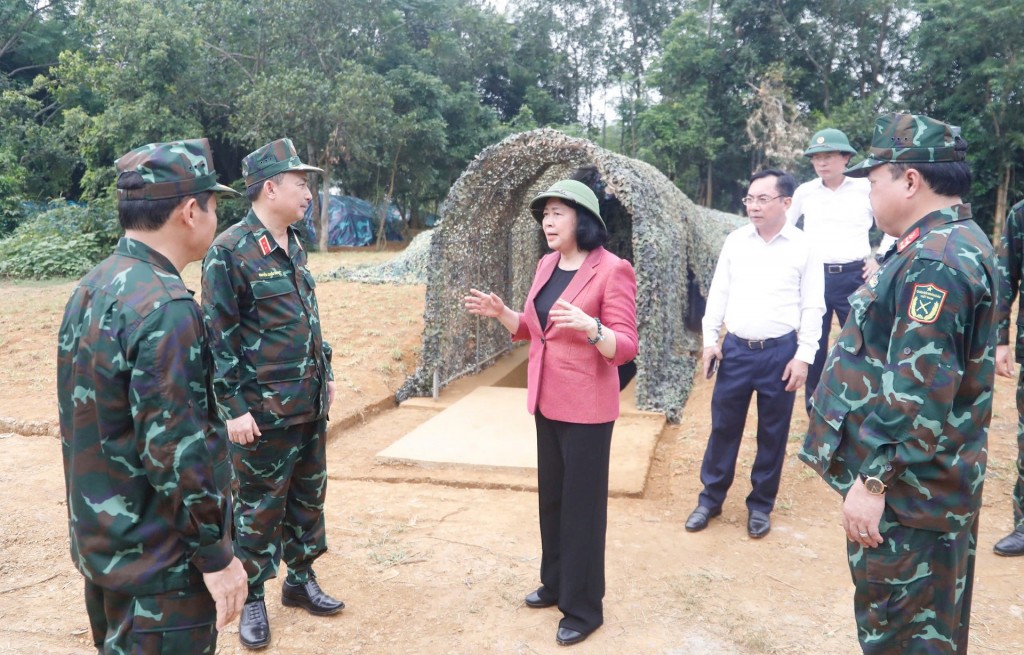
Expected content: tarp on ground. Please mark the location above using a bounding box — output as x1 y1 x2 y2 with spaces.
398 128 743 422
303 194 404 247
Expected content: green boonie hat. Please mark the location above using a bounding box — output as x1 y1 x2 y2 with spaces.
804 128 856 156
845 113 964 178
115 138 239 200
529 179 605 229
242 138 324 188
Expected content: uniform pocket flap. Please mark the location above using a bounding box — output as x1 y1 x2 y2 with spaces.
256 359 311 384
251 277 294 300
131 589 215 633
800 387 852 476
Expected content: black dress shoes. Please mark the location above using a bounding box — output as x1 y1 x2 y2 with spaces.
685 505 722 532
556 626 596 646
748 510 771 539
281 578 345 616
239 599 270 650
994 526 1024 556
524 587 557 608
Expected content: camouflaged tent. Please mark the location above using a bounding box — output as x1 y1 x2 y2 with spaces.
398 128 742 422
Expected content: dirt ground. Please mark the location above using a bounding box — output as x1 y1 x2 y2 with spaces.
1 248 1023 655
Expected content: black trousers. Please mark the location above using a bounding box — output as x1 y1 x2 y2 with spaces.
698 332 797 514
534 410 614 634
806 262 865 412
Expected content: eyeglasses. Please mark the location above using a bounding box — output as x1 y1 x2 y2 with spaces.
741 195 785 206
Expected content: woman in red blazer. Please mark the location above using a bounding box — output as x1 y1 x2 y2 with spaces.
465 179 638 646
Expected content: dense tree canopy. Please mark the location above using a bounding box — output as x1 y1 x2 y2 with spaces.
1 0 1022 244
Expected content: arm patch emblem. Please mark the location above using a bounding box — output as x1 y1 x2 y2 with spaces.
908 283 947 324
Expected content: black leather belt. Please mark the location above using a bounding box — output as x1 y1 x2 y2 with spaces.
826 261 864 274
728 332 796 350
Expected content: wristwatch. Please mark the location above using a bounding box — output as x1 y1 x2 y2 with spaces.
860 474 887 495
587 317 606 345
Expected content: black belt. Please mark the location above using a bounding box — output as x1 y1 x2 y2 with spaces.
727 332 796 350
825 261 864 274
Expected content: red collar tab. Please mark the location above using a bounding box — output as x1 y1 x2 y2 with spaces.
897 228 920 253
258 235 273 256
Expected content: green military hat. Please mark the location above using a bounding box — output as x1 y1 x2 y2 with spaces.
115 138 239 200
529 179 606 229
242 138 324 189
804 128 856 156
845 113 964 178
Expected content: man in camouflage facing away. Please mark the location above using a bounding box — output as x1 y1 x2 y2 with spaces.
58 139 247 654
993 197 1024 556
799 113 996 654
201 138 342 649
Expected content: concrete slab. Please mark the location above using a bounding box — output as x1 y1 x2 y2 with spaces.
377 384 665 497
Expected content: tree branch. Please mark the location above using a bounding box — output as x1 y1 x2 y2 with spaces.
0 0 57 61
200 39 256 83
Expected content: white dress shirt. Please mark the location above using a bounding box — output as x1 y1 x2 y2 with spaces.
787 176 895 263
702 222 825 364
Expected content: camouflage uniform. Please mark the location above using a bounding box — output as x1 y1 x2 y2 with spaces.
201 139 333 602
996 198 1024 533
58 140 238 654
799 114 996 654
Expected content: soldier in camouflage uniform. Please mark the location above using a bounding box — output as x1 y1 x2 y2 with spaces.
799 113 995 654
201 138 343 650
993 198 1024 556
58 139 247 654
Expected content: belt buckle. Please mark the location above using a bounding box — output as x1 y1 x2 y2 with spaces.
747 339 765 350
827 264 843 274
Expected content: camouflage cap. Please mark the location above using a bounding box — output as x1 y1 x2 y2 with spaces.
242 138 324 188
115 139 239 200
845 113 964 178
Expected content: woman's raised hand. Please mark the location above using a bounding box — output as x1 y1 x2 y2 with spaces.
464 288 506 318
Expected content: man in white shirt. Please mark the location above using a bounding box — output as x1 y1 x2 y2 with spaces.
787 128 896 413
685 169 825 539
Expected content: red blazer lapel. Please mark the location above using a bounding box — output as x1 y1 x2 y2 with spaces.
526 252 559 335
560 247 602 305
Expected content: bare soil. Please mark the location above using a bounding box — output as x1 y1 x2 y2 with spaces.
1 249 1022 655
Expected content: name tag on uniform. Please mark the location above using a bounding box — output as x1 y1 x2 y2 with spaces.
257 269 288 280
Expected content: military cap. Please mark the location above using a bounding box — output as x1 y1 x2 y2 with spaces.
242 138 324 189
845 113 965 178
804 128 856 156
529 179 606 229
116 139 239 200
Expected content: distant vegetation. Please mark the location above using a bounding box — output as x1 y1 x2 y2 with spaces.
1 0 1022 277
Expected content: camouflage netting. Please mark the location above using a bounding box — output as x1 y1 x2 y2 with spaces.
323 230 433 285
397 128 743 422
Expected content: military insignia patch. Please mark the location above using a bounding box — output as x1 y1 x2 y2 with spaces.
908 283 947 323
258 235 272 256
868 273 879 289
897 227 920 253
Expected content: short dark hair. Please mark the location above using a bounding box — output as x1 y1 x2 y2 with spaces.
574 205 608 251
750 169 797 197
245 173 285 203
116 172 211 231
888 136 971 197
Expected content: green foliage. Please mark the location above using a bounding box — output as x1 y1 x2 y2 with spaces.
0 200 119 279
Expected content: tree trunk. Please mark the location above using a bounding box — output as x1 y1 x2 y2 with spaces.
377 146 402 250
993 162 1011 242
318 172 330 252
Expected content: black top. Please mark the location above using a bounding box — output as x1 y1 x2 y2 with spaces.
534 266 578 330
